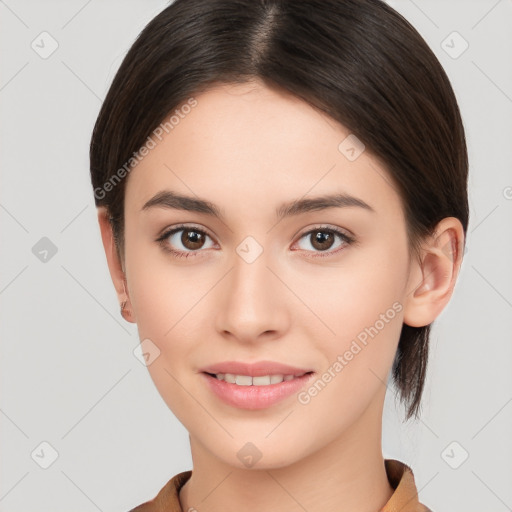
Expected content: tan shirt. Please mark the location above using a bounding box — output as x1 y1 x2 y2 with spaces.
129 459 433 512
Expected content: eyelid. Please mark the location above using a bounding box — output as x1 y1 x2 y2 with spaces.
156 222 216 242
294 223 355 241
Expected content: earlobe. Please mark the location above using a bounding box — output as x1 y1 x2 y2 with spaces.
403 217 465 328
97 207 136 323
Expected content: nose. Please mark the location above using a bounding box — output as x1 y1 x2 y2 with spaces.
214 247 290 344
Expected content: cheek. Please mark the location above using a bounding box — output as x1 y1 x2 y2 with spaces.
123 235 213 404
291 244 407 393
123 226 199 338
295 268 405 437
126 260 173 340
293 248 406 340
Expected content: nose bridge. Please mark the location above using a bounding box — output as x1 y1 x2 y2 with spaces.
214 237 287 341
232 244 272 301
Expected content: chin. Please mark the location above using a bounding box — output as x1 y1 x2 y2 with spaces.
199 435 315 471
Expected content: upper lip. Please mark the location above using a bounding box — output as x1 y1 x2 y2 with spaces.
200 360 314 377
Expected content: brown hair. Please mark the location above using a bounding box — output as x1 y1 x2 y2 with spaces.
89 0 469 419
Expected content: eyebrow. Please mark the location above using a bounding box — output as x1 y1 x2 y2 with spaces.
141 190 375 220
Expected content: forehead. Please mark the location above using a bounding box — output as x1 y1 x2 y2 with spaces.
124 81 404 223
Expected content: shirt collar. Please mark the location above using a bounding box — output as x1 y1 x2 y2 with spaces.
381 459 433 512
129 458 432 512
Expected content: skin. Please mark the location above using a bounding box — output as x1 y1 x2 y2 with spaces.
98 80 464 512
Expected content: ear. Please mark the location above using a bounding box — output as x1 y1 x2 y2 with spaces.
97 207 135 323
403 217 465 328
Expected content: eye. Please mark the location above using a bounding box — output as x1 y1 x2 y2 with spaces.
156 224 216 258
292 226 355 258
156 223 356 260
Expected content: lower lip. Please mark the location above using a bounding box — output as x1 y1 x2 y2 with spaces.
201 372 315 410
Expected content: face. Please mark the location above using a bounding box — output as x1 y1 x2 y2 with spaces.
121 81 417 469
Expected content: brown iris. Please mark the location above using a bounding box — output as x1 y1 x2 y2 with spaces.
181 229 206 250
310 230 335 251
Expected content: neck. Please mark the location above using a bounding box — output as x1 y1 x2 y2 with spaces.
179 390 393 512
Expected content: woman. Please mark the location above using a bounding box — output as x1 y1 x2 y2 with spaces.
89 0 468 510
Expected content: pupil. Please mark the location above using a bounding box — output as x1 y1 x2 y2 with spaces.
313 231 333 250
183 230 204 249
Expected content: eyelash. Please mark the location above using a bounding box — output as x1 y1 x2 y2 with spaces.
155 223 356 259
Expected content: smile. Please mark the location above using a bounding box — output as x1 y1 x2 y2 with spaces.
202 371 315 409
208 372 308 385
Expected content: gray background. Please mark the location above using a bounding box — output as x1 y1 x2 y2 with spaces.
1 1 511 511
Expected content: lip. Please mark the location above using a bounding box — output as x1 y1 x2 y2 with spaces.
199 360 315 410
199 360 313 377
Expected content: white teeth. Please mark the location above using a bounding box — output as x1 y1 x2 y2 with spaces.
235 375 252 386
214 373 303 385
253 375 271 385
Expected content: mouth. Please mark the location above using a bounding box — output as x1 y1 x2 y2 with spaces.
201 370 316 410
203 371 314 386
